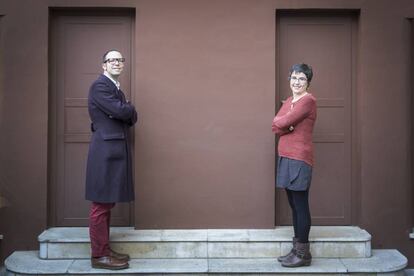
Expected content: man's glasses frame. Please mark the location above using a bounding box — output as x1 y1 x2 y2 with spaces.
104 58 125 64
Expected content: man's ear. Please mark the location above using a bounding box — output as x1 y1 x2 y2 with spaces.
102 63 107 71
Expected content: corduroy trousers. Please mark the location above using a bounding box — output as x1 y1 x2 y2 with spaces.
89 202 115 258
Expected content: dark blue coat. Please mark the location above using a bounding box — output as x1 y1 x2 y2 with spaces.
85 74 137 203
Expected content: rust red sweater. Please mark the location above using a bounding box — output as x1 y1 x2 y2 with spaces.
272 94 317 166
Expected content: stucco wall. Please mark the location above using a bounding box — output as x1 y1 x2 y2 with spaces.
0 0 413 266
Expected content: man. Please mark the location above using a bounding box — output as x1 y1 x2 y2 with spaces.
85 50 137 270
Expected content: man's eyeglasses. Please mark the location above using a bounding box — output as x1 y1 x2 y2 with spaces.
290 76 307 83
104 58 125 64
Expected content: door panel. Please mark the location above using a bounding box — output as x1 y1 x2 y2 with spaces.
49 10 134 226
276 12 356 225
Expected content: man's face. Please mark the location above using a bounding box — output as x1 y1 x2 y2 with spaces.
102 51 124 78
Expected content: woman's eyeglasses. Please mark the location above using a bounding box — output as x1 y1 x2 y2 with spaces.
290 76 307 83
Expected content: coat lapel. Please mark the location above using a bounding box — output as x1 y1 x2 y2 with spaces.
98 74 126 102
99 74 118 91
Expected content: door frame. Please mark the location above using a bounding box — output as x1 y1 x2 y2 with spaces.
274 9 361 226
411 18 414 228
47 8 136 227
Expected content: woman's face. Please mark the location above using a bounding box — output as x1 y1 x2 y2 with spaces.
290 71 308 95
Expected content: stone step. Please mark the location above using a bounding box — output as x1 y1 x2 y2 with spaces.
5 250 406 276
37 226 371 259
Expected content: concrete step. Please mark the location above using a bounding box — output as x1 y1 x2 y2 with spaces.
37 226 371 259
5 250 406 276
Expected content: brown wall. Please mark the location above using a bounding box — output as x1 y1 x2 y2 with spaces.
0 0 50 262
134 0 275 228
1 0 414 266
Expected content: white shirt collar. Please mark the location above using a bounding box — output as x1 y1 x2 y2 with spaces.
103 72 120 90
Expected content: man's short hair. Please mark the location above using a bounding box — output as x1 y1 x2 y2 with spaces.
102 49 121 63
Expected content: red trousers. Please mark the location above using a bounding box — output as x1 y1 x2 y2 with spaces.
89 202 115 258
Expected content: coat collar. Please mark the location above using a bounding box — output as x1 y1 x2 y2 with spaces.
98 74 118 91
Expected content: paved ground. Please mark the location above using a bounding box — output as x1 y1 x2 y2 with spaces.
1 264 413 275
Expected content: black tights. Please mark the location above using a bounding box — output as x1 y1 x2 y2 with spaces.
286 189 311 243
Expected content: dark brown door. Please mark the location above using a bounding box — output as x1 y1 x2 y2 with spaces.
49 10 134 226
276 12 357 225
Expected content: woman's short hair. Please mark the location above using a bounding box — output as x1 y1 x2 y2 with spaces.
288 63 313 83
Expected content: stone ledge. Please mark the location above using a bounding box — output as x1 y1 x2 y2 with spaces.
38 226 371 243
41 240 370 259
209 258 347 273
340 250 407 273
38 226 372 260
5 251 73 274
5 250 406 275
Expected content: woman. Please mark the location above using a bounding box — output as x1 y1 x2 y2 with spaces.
272 63 317 267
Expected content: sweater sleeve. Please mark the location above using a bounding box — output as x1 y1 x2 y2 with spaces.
272 125 290 135
273 97 315 129
272 100 290 135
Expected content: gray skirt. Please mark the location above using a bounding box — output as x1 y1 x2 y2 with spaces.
276 156 312 191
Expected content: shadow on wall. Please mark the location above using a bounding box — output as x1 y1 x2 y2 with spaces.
0 191 7 266
0 175 12 208
0 190 10 209
0 195 9 209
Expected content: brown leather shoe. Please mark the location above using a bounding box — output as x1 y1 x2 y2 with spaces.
109 248 130 261
91 256 129 270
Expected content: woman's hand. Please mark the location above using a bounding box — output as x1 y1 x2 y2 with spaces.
272 119 290 135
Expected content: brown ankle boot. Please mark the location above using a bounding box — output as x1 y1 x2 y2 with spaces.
281 242 312 267
277 237 298 262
